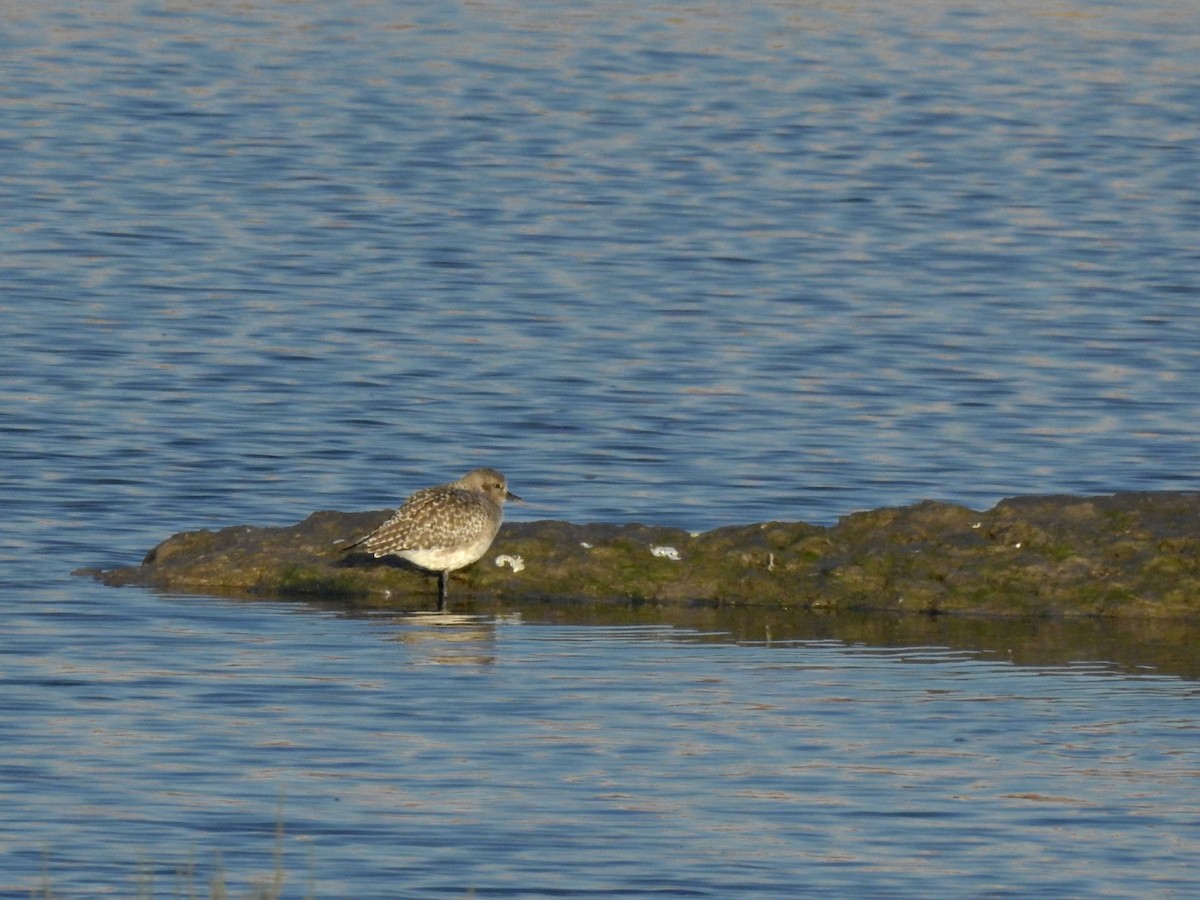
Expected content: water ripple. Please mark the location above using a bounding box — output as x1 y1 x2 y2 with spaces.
4 1 1200 894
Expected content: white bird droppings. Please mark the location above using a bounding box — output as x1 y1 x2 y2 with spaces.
495 554 525 572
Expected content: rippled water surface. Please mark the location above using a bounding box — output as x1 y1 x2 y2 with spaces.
7 595 1200 897
3 0 1200 895
5 0 1200 538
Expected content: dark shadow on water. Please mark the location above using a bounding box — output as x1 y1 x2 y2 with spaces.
276 593 1200 681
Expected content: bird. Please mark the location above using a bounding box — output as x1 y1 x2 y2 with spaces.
343 467 520 610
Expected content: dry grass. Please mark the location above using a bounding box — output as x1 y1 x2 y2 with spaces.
33 802 307 900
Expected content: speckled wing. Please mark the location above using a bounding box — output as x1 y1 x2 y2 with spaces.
359 485 499 556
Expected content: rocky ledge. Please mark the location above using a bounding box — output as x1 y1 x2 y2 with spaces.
79 492 1200 618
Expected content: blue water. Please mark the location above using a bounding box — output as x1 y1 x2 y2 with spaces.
7 594 1200 898
3 0 1200 895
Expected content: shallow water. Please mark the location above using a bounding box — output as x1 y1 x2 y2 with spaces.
4 0 1200 541
3 0 1200 895
7 592 1200 897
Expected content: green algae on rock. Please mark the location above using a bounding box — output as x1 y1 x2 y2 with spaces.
79 492 1200 618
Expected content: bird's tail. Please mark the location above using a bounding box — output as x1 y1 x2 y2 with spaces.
338 534 369 554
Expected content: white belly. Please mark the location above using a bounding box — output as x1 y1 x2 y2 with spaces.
396 536 493 573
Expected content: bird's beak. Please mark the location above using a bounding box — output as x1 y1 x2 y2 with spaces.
506 490 523 503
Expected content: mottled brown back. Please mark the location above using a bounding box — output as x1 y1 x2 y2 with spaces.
355 468 513 558
361 485 501 555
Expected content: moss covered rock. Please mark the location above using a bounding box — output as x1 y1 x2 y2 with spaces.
79 492 1200 618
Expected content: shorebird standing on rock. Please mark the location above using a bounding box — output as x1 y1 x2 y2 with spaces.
343 467 520 610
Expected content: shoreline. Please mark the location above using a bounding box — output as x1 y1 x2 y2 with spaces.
80 491 1200 619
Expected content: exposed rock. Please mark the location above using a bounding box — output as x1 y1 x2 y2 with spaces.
78 492 1200 618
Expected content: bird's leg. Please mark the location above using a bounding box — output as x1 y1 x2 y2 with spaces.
437 570 448 611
